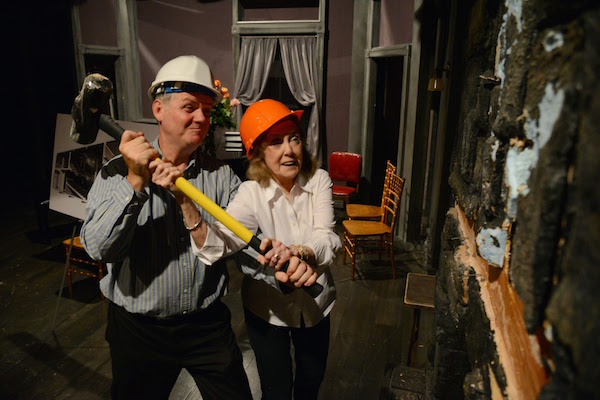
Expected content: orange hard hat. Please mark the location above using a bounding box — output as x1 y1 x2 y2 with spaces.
239 99 303 158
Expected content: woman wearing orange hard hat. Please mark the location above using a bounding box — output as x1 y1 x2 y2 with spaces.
239 98 304 158
196 98 341 399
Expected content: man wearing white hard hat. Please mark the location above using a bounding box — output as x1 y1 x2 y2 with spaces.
80 55 252 399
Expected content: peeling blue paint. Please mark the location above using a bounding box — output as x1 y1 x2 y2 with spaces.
491 136 500 162
506 146 534 217
497 56 506 89
496 11 508 89
544 31 564 52
476 227 508 268
496 0 524 90
505 83 565 218
506 0 523 33
527 83 564 148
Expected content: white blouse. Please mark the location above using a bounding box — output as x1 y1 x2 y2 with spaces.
194 168 341 328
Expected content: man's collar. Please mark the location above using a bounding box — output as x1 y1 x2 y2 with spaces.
151 137 198 170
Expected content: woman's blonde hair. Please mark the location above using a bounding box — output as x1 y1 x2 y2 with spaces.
246 132 317 187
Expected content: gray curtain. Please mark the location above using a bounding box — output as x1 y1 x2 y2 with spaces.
233 37 278 124
279 37 321 164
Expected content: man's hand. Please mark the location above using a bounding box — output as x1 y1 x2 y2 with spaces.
120 130 159 191
150 158 187 201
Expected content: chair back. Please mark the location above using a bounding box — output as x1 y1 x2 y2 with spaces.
379 160 397 208
381 174 405 230
329 152 362 184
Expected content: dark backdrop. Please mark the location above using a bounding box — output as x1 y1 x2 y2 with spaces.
8 2 77 228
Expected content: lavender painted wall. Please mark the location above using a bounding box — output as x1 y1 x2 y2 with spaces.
76 0 413 159
136 1 234 119
379 0 413 46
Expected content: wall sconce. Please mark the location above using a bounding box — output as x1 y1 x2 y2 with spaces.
428 67 444 92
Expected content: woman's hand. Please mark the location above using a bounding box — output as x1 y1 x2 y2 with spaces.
259 239 292 270
274 257 318 288
259 238 318 287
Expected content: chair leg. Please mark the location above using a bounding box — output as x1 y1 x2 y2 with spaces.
67 261 73 298
351 251 355 281
407 308 421 366
350 236 356 281
389 234 395 280
344 231 355 280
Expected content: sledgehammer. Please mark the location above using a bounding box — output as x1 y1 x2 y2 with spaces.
70 73 323 297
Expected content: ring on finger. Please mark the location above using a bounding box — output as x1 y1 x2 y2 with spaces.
273 253 279 260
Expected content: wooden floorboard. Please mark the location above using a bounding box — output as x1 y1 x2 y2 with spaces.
0 205 431 399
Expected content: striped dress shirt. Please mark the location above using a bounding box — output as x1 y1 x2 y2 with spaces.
80 141 241 318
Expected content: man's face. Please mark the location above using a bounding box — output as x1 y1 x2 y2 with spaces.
153 92 213 148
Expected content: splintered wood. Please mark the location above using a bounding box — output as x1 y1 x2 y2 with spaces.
451 205 549 399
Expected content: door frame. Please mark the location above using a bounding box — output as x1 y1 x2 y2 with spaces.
362 43 412 240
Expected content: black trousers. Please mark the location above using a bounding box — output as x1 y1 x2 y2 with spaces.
106 301 252 400
244 308 330 400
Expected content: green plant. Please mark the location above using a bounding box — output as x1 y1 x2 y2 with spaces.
202 81 238 156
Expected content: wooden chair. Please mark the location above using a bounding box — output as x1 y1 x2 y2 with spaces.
342 173 405 280
346 160 397 220
62 236 106 299
329 152 362 207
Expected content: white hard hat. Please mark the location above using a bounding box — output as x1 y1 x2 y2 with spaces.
147 55 223 102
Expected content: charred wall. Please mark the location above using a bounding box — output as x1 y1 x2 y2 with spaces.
431 0 600 398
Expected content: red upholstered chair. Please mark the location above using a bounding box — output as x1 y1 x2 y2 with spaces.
329 152 362 207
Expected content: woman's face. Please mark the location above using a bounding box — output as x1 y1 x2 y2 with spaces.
262 123 303 190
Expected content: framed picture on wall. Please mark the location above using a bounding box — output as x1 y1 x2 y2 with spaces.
49 113 159 221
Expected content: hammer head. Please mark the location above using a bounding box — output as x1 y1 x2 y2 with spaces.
70 73 114 145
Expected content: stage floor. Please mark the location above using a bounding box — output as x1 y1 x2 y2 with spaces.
0 204 432 399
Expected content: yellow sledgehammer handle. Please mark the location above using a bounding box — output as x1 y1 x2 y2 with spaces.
173 175 254 244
